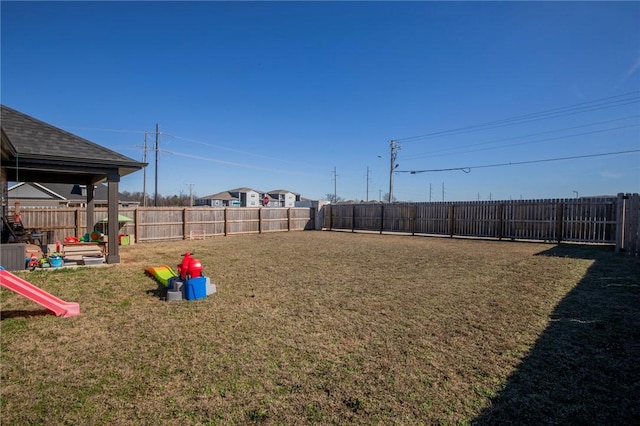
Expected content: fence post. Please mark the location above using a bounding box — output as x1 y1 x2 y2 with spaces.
448 204 455 237
555 202 564 243
352 205 356 232
412 204 417 236
75 208 81 237
328 205 333 230
615 193 626 253
224 208 229 236
182 208 188 240
258 207 263 233
380 203 384 234
497 203 504 240
134 208 140 243
288 208 292 231
618 193 640 255
633 194 640 256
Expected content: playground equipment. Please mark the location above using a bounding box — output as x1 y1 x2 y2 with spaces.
0 267 80 317
177 252 203 281
146 252 215 302
145 265 178 287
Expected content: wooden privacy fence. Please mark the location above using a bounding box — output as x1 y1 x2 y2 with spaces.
10 207 315 244
323 193 640 255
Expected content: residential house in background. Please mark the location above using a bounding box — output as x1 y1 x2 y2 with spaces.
8 182 139 208
196 188 304 208
265 189 300 207
194 190 237 207
196 187 261 207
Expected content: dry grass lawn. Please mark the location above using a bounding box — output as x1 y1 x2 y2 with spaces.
1 231 638 425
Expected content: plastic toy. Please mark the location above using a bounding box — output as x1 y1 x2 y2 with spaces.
145 252 214 302
177 252 203 280
0 266 80 317
145 265 178 287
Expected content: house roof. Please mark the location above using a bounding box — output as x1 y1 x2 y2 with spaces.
267 189 300 196
1 105 146 184
199 191 239 201
9 182 134 202
227 187 261 194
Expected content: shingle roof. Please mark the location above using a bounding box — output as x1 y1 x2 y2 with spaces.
1 105 146 187
228 187 261 193
267 189 300 196
9 182 134 202
199 191 239 200
1 105 140 166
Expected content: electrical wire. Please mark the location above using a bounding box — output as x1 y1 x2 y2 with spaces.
60 126 147 134
159 148 320 176
395 90 640 142
403 123 640 160
402 115 640 160
397 149 640 174
161 132 322 169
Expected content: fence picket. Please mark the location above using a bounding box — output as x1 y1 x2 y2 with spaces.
6 207 314 244
322 195 637 253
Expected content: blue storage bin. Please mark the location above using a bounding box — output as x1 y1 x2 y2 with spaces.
185 277 207 300
49 255 63 268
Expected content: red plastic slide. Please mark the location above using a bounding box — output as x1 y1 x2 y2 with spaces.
0 267 80 317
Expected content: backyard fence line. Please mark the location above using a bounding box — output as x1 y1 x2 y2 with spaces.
10 207 316 245
323 193 640 256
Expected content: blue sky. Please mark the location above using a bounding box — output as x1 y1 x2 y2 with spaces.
2 1 639 202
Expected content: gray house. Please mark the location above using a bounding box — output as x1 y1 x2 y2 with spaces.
196 187 262 207
196 188 305 208
266 189 300 207
8 182 139 208
195 190 239 207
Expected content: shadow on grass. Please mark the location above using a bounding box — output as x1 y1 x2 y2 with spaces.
1 309 52 320
474 244 640 424
146 283 168 300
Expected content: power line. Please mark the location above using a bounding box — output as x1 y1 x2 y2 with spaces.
404 123 640 161
397 149 640 174
60 126 147 134
62 125 319 169
395 91 640 142
162 132 315 168
159 149 318 176
402 115 640 160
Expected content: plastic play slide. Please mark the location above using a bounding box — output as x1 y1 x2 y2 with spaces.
145 265 178 287
0 267 80 317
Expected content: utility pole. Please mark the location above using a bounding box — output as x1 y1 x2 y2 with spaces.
429 183 432 202
142 132 148 207
332 167 338 203
187 183 195 207
365 166 371 201
154 124 159 207
442 182 445 202
388 140 400 203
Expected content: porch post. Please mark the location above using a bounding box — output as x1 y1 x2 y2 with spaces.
106 173 120 264
86 181 95 235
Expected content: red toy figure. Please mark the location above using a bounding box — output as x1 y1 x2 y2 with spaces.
177 252 203 280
